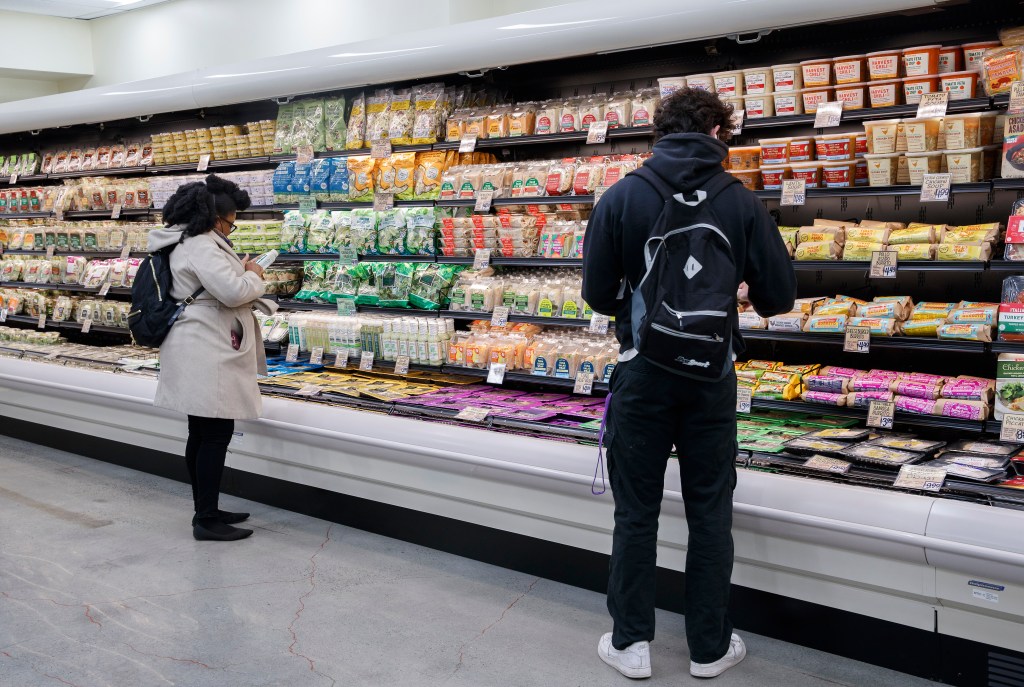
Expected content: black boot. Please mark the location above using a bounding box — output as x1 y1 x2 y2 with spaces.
193 519 253 541
191 510 250 527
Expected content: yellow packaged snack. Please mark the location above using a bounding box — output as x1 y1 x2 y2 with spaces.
858 301 908 320
941 223 1000 243
936 242 992 261
797 226 846 245
892 243 935 260
846 227 890 243
937 323 993 342
347 155 376 201
778 363 821 375
795 241 841 260
848 317 899 335
744 359 781 371
814 302 858 316
842 240 887 261
812 218 854 228
901 318 945 336
912 304 957 320
761 371 801 384
793 297 826 313
832 295 868 305
858 220 906 230
804 314 848 333
888 226 938 244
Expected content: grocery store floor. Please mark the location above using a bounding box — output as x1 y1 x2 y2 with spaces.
0 438 937 687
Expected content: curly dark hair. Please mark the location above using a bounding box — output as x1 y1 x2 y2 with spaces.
163 174 252 236
653 87 735 143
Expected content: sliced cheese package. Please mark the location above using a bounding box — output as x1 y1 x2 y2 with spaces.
795 241 841 260
842 240 887 261
892 243 936 260
804 314 848 333
936 242 992 261
937 323 993 341
848 316 900 335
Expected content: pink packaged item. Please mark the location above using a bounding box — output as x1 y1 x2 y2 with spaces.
823 366 859 378
802 390 847 405
894 395 937 415
868 369 901 379
850 376 894 392
937 400 987 420
900 372 948 385
848 390 895 407
891 380 944 400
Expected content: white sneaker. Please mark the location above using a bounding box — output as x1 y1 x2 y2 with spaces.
690 634 746 678
597 632 652 679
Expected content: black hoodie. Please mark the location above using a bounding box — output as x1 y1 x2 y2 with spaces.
581 133 797 356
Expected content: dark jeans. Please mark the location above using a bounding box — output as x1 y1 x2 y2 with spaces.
185 415 235 522
605 354 738 664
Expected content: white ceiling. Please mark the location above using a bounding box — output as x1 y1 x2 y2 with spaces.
0 0 174 20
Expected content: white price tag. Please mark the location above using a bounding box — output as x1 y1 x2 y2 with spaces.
373 192 395 212
491 305 510 327
487 362 507 385
867 400 896 429
870 250 898 278
98 282 111 297
455 406 490 422
844 325 870 353
1000 413 1024 443
337 246 358 265
295 145 315 166
46 244 55 258
119 245 131 259
730 109 745 136
9 173 17 185
474 190 495 213
736 385 753 414
813 101 843 128
394 355 410 375
197 154 211 171
37 313 46 329
309 346 324 365
1008 81 1024 116
593 186 610 204
586 120 609 144
589 313 610 335
370 139 393 159
55 208 64 221
334 349 350 368
893 465 947 492
780 179 806 206
473 248 491 270
459 134 478 153
337 299 357 316
920 173 952 202
359 351 375 371
81 318 92 334
111 203 123 220
916 91 949 119
285 343 299 362
574 371 595 395
803 455 852 474
298 196 317 214
0 308 6 323
295 384 323 397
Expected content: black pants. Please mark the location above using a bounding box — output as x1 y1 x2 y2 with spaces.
185 416 235 522
605 355 738 664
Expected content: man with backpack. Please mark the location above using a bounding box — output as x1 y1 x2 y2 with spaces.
582 87 796 679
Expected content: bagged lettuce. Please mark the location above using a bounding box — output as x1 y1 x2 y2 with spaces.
281 210 308 253
377 262 417 308
272 161 294 204
354 263 379 306
332 263 365 302
306 211 334 254
376 209 407 255
404 207 437 255
324 95 347 151
409 263 464 310
295 261 331 301
350 208 378 255
328 157 349 201
330 210 352 252
310 158 333 202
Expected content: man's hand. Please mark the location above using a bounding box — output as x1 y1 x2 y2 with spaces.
737 281 750 306
241 254 265 279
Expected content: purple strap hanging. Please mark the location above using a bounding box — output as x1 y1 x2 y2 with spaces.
592 392 613 495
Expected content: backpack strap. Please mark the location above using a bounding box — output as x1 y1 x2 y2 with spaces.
629 165 740 206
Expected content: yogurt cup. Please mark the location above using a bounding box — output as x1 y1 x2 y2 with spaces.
714 70 745 98
772 91 804 117
902 45 942 77
743 67 774 95
743 94 774 118
938 46 963 74
962 41 1000 73
800 59 833 88
903 74 940 104
772 64 803 92
867 50 902 80
939 70 980 100
835 82 868 110
868 79 904 108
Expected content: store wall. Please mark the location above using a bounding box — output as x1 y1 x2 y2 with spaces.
0 78 60 104
0 11 93 80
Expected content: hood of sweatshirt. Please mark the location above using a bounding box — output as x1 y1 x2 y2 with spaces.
147 225 185 252
641 133 729 193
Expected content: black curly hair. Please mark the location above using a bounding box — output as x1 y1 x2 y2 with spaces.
653 87 735 143
162 174 252 236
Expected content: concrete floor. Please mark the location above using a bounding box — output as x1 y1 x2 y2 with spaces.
0 437 938 687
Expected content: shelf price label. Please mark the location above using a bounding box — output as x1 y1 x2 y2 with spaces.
1000 413 1024 442
474 190 495 213
803 454 852 474
473 248 491 270
844 325 870 353
98 282 111 297
46 244 56 258
813 101 843 128
309 346 324 365
111 203 123 220
120 245 131 260
370 139 392 159
295 384 323 397
491 305 510 327
298 195 317 214
487 362 507 385
338 246 358 265
916 91 949 119
869 250 898 279
373 192 394 212
37 313 46 329
730 109 745 136
81 318 92 334
893 464 946 492
574 371 595 395
9 173 18 185
197 154 211 172
867 400 895 429
394 355 410 375
334 349 350 368
285 343 299 362
295 145 315 166
736 385 753 414
586 120 609 144
337 299 357 316
1009 82 1024 116
459 134 478 153
455 406 490 423
920 173 951 203
0 308 6 323
589 313 610 335
359 351 375 371
780 179 806 206
594 185 611 204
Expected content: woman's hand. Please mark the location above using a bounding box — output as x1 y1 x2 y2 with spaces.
241 254 265 279
737 281 750 305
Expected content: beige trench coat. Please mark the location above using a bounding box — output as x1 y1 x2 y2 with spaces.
149 225 276 420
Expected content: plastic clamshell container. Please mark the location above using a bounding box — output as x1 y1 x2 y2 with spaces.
657 76 687 99
943 111 999 150
902 117 943 153
903 74 940 104
905 151 943 184
714 70 745 98
867 50 902 80
868 79 904 108
855 159 869 186
815 133 858 161
801 87 833 114
772 63 804 92
759 138 790 165
728 146 761 170
800 58 833 88
938 46 963 74
760 165 791 190
772 91 804 117
863 152 902 186
833 55 868 84
864 119 902 154
945 147 985 183
788 136 815 162
743 94 774 118
728 168 762 191
687 73 715 92
834 82 868 110
743 67 774 95
790 161 823 188
939 70 980 100
902 45 942 77
821 160 857 188
962 41 1001 73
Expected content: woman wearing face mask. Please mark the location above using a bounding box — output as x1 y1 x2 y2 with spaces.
147 174 276 541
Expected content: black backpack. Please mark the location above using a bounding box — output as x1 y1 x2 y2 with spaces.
628 167 740 381
127 239 204 348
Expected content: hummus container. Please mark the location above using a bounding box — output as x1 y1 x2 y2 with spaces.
788 136 815 162
963 41 1001 73
714 70 745 98
790 161 823 188
902 117 942 152
728 146 762 170
867 50 902 80
833 55 868 85
864 153 902 186
760 138 790 165
855 159 869 186
868 79 904 108
772 91 804 117
903 74 940 104
801 87 833 114
864 119 902 154
938 46 964 74
760 165 791 190
939 70 980 100
727 169 762 191
815 133 858 161
801 59 833 88
835 82 868 110
905 151 943 184
772 64 804 92
945 147 985 183
743 94 774 119
942 111 998 149
657 76 688 99
821 161 856 188
902 45 942 77
687 73 715 92
743 67 774 95
855 133 869 158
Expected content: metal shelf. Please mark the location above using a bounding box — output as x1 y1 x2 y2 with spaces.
741 329 988 353
791 260 989 273
0 250 146 259
438 256 583 267
741 97 994 131
435 195 595 208
0 212 54 219
756 182 993 200
432 126 656 150
992 178 1024 191
269 145 433 163
749 398 986 433
62 209 154 220
986 261 1024 272
445 364 609 391
440 309 592 328
3 314 129 336
0 281 131 295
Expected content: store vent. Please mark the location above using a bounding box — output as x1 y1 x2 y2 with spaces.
989 651 1024 687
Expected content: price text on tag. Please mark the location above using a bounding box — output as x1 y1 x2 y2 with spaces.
285 343 299 362
394 355 410 375
867 400 896 429
295 384 323 397
373 192 394 212
1009 81 1024 116
780 179 806 206
920 173 952 203
370 139 392 159
916 91 949 119
309 346 324 366
197 154 211 172
487 362 507 385
844 325 870 353
589 313 610 335
803 455 852 474
473 248 491 270
474 190 495 213
359 351 375 371
0 308 7 323
869 250 898 278
298 195 317 214
337 299 357 316
459 134 478 153
334 349 350 368
813 101 843 128
1000 413 1024 442
9 174 17 185
46 244 56 258
37 313 46 329
81 319 92 334
593 185 610 204
736 385 753 414
586 120 610 144
110 203 122 220
893 465 947 492
295 145 315 166
574 371 595 395
120 245 131 259
337 246 358 265
455 406 490 423
730 109 744 136
491 305 510 327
